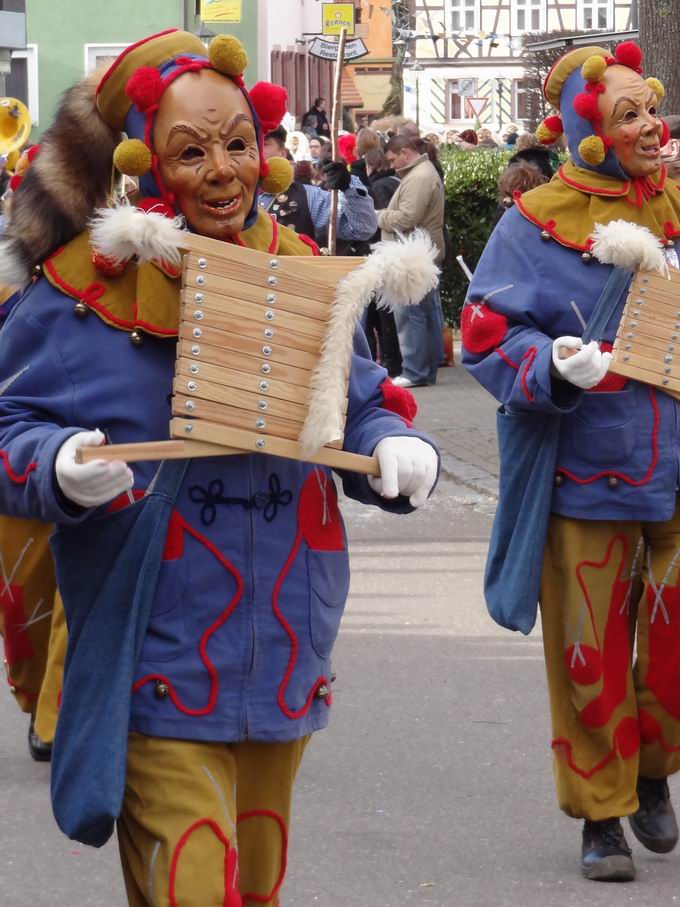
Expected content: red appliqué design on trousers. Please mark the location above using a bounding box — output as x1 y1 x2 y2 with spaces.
237 809 288 905
644 570 680 721
168 817 241 907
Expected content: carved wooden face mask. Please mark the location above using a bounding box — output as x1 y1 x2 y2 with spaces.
600 65 663 179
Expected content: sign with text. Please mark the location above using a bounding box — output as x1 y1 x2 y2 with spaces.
308 36 368 61
322 3 356 36
200 0 242 23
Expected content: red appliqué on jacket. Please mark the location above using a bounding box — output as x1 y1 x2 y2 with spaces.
461 302 508 354
380 378 417 426
0 450 37 485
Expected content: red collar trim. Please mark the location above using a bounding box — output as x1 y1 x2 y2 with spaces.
558 164 668 209
558 165 630 197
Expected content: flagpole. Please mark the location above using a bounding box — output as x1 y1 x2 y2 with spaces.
328 26 347 256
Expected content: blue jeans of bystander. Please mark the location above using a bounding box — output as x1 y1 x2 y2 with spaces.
393 287 440 385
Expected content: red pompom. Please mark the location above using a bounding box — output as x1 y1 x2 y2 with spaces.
543 115 563 134
338 133 357 164
135 198 176 218
126 67 164 111
661 117 670 147
26 144 40 163
248 81 288 132
615 41 643 71
573 92 600 121
8 173 21 192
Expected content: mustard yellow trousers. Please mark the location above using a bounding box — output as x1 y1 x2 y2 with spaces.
540 511 680 820
118 732 309 907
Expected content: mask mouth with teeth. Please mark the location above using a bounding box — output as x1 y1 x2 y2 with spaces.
536 41 668 181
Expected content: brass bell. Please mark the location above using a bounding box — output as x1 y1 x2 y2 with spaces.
154 681 169 699
540 230 551 242
73 301 88 318
607 476 619 488
129 330 143 347
315 684 330 700
581 251 593 263
554 474 564 486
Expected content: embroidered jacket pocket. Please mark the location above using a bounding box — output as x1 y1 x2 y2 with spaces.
569 389 636 468
308 548 350 659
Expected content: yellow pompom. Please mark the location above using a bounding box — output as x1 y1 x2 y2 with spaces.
260 156 293 195
208 34 248 77
536 123 557 145
646 77 665 102
113 139 152 177
578 135 606 166
581 55 607 82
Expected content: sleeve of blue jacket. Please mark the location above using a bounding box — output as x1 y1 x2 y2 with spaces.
338 328 440 512
0 287 89 524
461 209 582 415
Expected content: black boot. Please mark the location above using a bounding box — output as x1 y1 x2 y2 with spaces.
581 818 636 882
28 718 52 762
629 776 679 854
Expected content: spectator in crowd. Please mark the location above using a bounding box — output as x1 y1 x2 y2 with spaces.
477 127 500 149
293 160 314 185
502 131 519 148
261 126 377 250
490 159 549 229
444 128 459 144
363 146 403 378
424 132 441 146
457 128 478 148
309 135 327 164
509 133 557 179
285 129 312 162
379 135 445 387
302 96 331 139
301 112 318 137
352 127 382 187
661 114 680 179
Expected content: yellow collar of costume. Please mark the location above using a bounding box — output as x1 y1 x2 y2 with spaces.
43 209 315 337
515 160 680 252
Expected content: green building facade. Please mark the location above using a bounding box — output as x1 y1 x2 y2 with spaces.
15 0 258 138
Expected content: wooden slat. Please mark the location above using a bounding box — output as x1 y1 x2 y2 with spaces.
185 257 342 300
609 357 680 397
618 314 680 346
173 398 308 441
179 322 317 371
611 344 680 380
75 439 247 464
180 302 322 356
173 375 309 423
178 332 313 388
176 354 311 406
170 418 378 476
183 271 332 321
623 293 680 320
181 287 327 338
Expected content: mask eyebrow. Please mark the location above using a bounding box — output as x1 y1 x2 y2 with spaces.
166 123 206 144
219 111 255 137
611 96 638 118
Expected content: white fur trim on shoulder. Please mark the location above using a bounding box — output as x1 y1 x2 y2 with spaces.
590 220 668 275
89 204 187 266
299 232 440 456
0 238 31 290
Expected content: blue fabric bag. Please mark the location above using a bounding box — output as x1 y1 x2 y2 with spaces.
49 458 188 847
484 266 631 634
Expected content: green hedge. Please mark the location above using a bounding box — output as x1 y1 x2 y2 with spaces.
439 147 512 326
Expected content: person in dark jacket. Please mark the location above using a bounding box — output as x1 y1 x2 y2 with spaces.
302 97 330 139
363 147 402 377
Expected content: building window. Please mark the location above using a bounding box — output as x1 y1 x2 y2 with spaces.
84 43 129 75
512 0 545 32
579 0 611 29
7 44 38 125
450 0 478 32
514 79 530 120
448 78 476 120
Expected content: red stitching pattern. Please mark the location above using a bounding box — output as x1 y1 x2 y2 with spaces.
297 233 320 256
132 515 243 716
557 164 630 198
552 736 616 779
237 809 288 904
268 214 279 254
574 534 629 659
519 346 537 402
43 257 178 336
557 386 659 486
272 529 329 719
0 450 36 484
494 348 519 370
168 817 239 907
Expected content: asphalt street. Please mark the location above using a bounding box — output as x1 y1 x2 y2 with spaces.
2 363 680 906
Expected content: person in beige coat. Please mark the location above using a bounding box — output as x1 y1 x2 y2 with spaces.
380 136 445 387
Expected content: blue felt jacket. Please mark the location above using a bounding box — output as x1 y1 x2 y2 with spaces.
0 244 437 744
463 207 680 523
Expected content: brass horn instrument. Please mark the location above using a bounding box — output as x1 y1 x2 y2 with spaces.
0 97 31 158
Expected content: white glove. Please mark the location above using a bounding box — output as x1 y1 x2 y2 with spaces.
368 436 438 508
551 337 611 390
55 429 133 508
